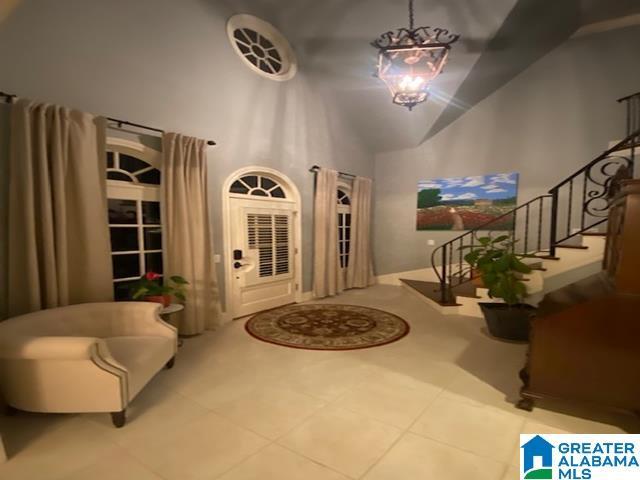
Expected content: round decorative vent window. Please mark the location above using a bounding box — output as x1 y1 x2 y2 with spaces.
227 14 297 81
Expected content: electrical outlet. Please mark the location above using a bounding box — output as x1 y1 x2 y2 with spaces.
213 254 221 263
427 239 435 246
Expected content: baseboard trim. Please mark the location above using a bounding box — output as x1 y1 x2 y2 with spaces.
300 291 314 302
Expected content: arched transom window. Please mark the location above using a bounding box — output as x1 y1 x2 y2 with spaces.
229 174 286 199
337 187 352 269
107 150 161 185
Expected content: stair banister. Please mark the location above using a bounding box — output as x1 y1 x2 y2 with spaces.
430 92 640 304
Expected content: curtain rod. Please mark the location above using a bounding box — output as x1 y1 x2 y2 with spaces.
309 164 356 178
107 117 216 146
0 90 216 146
0 91 16 103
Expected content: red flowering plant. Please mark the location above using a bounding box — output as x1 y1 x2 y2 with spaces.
131 272 189 305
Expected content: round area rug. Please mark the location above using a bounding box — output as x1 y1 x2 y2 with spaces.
245 304 410 351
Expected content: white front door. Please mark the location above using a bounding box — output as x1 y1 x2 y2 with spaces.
229 197 297 318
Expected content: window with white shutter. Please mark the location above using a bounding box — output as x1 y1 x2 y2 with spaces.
247 213 290 278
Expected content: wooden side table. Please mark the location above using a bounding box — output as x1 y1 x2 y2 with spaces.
160 303 184 347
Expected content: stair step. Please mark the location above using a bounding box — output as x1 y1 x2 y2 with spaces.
400 279 480 306
528 265 547 272
525 260 546 271
554 244 589 250
400 279 461 306
581 232 607 237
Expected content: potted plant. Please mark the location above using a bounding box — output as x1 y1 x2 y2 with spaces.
461 234 536 341
131 272 189 307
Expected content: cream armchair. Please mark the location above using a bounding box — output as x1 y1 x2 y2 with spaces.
0 302 177 427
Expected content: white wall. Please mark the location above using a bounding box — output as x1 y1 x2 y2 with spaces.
373 25 640 275
0 0 373 308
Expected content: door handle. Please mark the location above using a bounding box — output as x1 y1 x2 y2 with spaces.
233 261 246 269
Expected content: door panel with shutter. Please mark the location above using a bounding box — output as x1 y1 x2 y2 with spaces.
230 198 296 318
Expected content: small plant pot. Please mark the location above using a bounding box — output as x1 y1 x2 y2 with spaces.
471 269 485 288
144 294 171 308
478 303 536 341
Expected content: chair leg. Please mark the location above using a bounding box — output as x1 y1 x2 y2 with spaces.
5 405 19 416
165 356 175 369
111 409 126 428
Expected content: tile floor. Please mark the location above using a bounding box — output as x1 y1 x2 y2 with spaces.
1 285 638 480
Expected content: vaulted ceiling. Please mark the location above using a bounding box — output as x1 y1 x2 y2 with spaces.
221 0 640 153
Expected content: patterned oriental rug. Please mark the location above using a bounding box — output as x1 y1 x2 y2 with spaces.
245 304 410 351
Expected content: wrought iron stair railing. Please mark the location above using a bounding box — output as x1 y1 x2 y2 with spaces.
619 90 640 145
430 92 640 305
430 195 554 304
548 129 637 256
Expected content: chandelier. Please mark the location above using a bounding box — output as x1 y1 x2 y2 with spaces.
371 0 460 110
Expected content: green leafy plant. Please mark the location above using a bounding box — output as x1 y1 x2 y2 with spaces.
131 272 189 301
460 234 532 306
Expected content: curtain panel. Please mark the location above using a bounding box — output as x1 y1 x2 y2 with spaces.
312 167 343 298
7 99 113 317
0 104 10 320
346 176 375 289
162 133 220 334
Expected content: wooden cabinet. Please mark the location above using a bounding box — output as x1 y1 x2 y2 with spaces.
604 180 640 294
518 179 640 416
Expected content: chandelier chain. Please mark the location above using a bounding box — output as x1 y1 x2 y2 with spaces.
409 0 415 30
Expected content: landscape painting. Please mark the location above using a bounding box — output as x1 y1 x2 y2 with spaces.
416 172 519 231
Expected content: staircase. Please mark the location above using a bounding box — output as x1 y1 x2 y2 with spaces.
401 92 640 315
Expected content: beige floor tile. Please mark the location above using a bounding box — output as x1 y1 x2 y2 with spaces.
218 444 349 480
84 381 210 447
212 386 326 439
333 377 441 428
440 368 522 410
278 406 402 478
126 412 268 480
60 449 163 480
364 433 507 480
354 352 466 390
276 357 372 401
4 285 634 480
411 396 524 463
188 366 281 409
0 417 118 480
0 411 72 458
508 420 571 466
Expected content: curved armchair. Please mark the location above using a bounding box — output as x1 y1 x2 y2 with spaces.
0 302 177 427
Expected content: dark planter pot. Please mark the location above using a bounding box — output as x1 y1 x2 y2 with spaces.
478 303 536 341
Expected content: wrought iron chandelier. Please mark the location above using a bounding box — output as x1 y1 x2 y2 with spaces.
371 0 460 110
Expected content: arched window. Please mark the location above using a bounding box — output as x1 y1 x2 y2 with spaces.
107 150 161 185
337 186 352 269
229 174 287 199
106 139 163 300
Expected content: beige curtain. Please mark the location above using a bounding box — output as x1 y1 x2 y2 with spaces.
346 176 375 289
162 133 220 334
7 99 113 317
0 104 10 320
313 167 343 297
